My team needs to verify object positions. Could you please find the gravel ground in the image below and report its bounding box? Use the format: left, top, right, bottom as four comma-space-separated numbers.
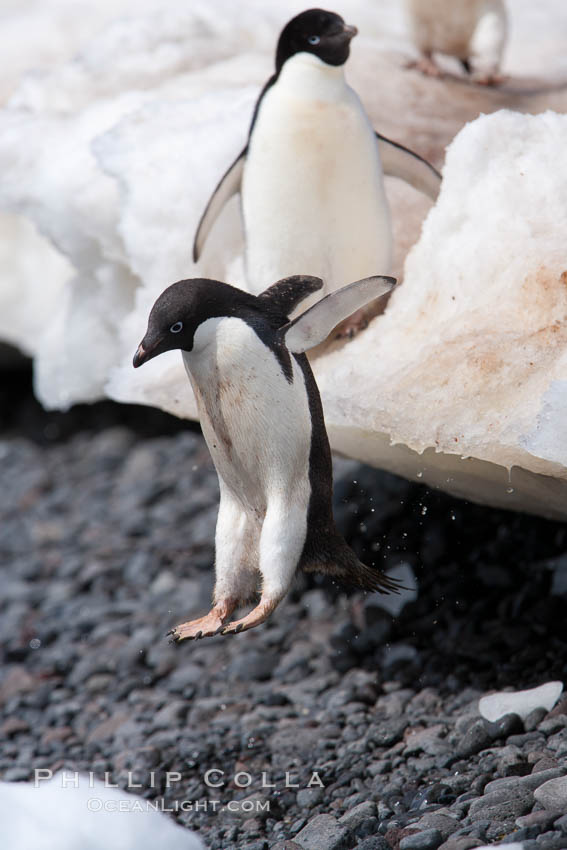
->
1, 367, 567, 850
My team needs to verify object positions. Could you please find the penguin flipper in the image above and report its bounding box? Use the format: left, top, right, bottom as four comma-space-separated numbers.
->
258, 275, 323, 317
192, 146, 247, 262
283, 275, 395, 353
376, 132, 441, 202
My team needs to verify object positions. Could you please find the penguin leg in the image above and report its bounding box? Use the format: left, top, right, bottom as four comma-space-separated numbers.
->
169, 488, 259, 642
220, 496, 307, 635
333, 307, 369, 340
408, 51, 442, 78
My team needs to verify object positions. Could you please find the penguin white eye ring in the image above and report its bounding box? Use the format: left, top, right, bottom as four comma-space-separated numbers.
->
170, 321, 183, 333
133, 273, 402, 643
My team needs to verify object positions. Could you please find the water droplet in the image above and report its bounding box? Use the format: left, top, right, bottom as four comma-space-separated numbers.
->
506, 487, 514, 494
416, 471, 423, 479
421, 506, 428, 515
29, 638, 41, 650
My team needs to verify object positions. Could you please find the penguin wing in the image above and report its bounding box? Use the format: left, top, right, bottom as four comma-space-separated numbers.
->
258, 275, 324, 317
192, 146, 247, 262
283, 276, 396, 353
376, 132, 441, 202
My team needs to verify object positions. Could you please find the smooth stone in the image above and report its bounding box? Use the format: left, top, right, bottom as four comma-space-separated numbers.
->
411, 814, 459, 841
483, 767, 564, 795
476, 841, 524, 850
355, 838, 391, 850
338, 801, 376, 829
516, 810, 564, 830
437, 839, 483, 850
469, 789, 533, 815
479, 682, 563, 722
533, 776, 567, 811
294, 814, 349, 850
523, 707, 548, 732
468, 797, 532, 823
457, 720, 493, 757
399, 829, 443, 850
472, 846, 524, 850
296, 788, 324, 809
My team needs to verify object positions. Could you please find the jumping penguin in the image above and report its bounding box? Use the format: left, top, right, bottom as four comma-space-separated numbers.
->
193, 8, 441, 335
133, 274, 400, 640
406, 0, 507, 84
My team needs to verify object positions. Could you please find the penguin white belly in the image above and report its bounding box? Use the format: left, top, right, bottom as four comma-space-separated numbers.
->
242, 59, 391, 310
182, 317, 312, 517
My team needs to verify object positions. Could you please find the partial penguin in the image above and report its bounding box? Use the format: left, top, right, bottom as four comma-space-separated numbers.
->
406, 0, 508, 84
193, 8, 441, 336
134, 274, 400, 640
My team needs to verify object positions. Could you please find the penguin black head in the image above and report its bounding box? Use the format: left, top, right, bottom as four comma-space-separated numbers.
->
133, 278, 259, 367
275, 8, 357, 73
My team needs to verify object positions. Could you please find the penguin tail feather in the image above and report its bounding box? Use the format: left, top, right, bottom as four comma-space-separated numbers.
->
302, 535, 403, 595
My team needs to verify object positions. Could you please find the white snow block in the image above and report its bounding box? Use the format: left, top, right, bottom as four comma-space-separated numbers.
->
0, 771, 205, 850
316, 111, 567, 520
479, 681, 563, 723
2, 2, 567, 519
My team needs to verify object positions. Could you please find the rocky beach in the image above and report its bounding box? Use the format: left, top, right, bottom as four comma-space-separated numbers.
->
1, 366, 566, 849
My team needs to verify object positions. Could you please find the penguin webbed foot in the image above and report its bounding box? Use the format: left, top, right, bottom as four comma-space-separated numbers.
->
471, 71, 506, 87
167, 600, 236, 643
219, 597, 279, 636
407, 54, 443, 78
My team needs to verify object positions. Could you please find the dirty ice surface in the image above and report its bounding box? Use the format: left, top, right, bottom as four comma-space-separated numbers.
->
1, 0, 567, 517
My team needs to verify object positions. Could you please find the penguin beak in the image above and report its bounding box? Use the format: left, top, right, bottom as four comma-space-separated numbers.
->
343, 24, 358, 40
133, 339, 161, 368
133, 344, 148, 368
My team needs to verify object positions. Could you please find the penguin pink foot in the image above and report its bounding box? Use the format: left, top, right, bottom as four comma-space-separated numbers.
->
334, 307, 369, 339
472, 72, 506, 87
168, 599, 236, 642
220, 597, 279, 636
408, 54, 442, 77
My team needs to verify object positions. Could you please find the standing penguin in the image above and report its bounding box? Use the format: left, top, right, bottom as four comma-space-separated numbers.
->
133, 274, 399, 640
193, 8, 440, 336
406, 0, 507, 84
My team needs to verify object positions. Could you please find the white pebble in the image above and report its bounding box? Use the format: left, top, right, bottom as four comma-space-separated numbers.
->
479, 681, 563, 722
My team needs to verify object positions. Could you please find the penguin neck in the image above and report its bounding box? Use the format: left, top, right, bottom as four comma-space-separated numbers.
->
277, 53, 348, 102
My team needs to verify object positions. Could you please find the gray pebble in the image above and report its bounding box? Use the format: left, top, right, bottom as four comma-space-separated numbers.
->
534, 776, 567, 811
457, 721, 493, 757
339, 801, 376, 829
296, 788, 324, 809
399, 829, 443, 850
294, 814, 349, 850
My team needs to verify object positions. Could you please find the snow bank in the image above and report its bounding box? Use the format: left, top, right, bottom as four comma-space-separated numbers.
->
0, 770, 204, 850
316, 111, 567, 518
2, 0, 567, 517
